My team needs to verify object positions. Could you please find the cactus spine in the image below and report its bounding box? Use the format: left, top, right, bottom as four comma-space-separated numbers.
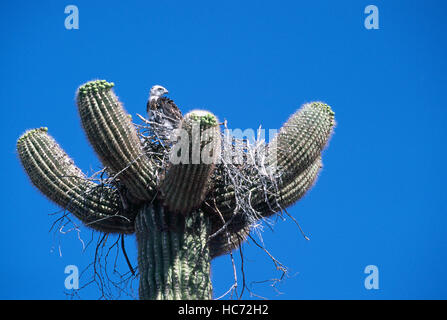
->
17, 80, 335, 299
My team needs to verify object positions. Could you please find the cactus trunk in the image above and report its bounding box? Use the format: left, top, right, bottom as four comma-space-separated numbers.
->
135, 203, 212, 300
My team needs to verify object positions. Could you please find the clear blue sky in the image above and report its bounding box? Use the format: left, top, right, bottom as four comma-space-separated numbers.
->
1, 0, 446, 299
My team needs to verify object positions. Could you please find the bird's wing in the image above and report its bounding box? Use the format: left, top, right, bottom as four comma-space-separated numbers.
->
158, 97, 183, 122
146, 99, 153, 114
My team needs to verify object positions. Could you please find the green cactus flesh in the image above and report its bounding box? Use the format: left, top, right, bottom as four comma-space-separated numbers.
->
16, 80, 335, 300
136, 204, 211, 299
160, 111, 221, 214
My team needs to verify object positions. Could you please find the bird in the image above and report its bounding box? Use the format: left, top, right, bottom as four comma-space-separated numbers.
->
146, 85, 183, 134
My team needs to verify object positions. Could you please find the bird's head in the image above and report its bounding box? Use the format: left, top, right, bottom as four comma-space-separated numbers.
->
150, 85, 169, 101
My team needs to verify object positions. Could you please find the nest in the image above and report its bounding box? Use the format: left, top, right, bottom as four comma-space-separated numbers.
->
136, 111, 284, 238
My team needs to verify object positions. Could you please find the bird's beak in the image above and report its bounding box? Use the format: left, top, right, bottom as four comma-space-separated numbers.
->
164, 90, 169, 95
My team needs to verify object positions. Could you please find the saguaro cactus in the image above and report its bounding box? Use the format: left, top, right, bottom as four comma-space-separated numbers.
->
17, 79, 335, 300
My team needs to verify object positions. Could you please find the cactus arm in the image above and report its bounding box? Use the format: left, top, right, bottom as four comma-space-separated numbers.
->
255, 102, 334, 214
203, 102, 335, 256
159, 111, 221, 214
77, 80, 157, 203
135, 204, 212, 300
17, 128, 135, 234
267, 102, 334, 185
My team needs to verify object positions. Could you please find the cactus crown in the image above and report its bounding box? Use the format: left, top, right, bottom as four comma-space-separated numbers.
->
78, 79, 115, 96
187, 111, 218, 127
18, 127, 48, 141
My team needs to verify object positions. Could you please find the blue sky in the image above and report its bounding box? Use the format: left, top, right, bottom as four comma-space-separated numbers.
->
1, 0, 446, 299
